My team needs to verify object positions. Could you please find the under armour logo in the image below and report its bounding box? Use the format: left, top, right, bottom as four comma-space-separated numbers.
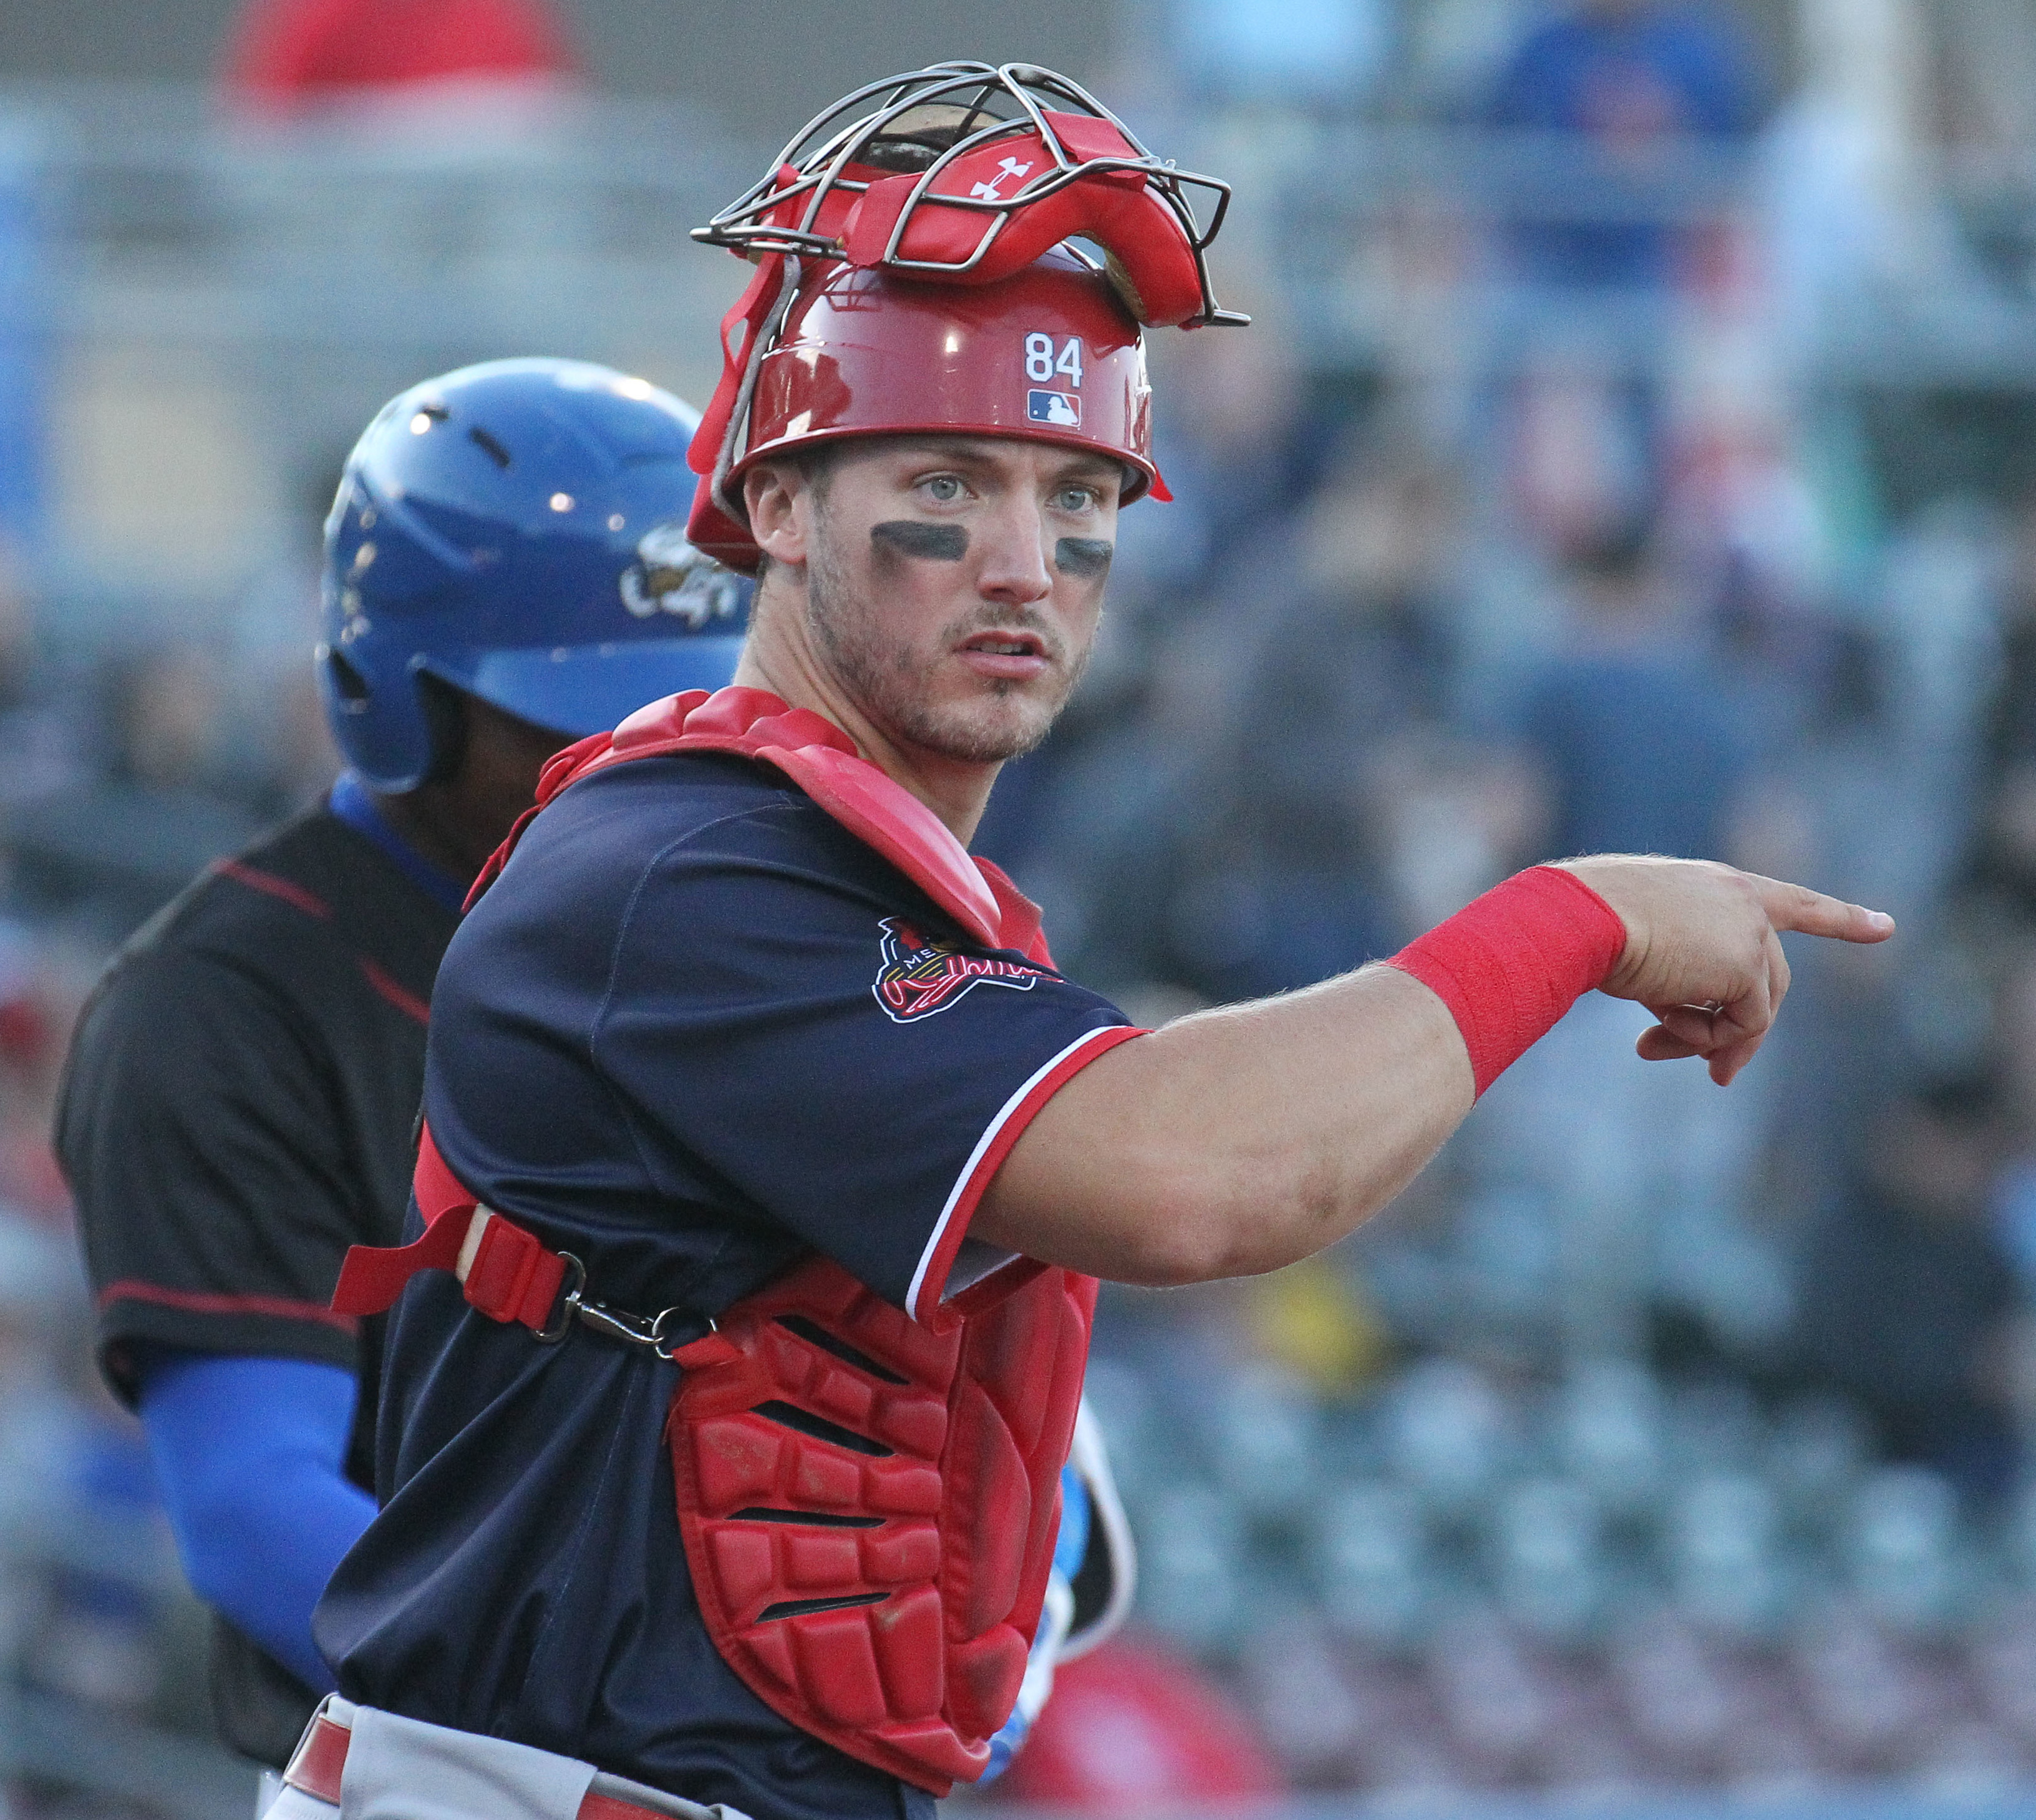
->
969, 158, 1034, 201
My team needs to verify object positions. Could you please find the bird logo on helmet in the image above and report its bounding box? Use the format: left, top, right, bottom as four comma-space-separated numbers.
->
682, 61, 1249, 573
619, 518, 747, 628
319, 357, 752, 794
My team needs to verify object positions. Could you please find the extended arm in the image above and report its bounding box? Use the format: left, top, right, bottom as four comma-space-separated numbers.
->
137, 1352, 376, 1692
982, 964, 1466, 1284
976, 857, 1892, 1285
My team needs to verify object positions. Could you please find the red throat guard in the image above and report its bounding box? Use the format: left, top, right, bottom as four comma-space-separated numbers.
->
682, 61, 1248, 573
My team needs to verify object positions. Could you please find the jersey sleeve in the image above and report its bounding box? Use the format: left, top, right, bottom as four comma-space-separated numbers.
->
594, 805, 1140, 1321
56, 949, 367, 1401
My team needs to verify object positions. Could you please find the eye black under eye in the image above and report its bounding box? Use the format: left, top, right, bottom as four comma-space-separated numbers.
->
873, 521, 968, 561
1055, 536, 1113, 579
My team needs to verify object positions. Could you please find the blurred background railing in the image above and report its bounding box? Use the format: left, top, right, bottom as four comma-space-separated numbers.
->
7, 1, 2036, 1814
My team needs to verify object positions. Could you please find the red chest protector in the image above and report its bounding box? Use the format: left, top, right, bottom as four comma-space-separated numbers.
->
333, 686, 1107, 1794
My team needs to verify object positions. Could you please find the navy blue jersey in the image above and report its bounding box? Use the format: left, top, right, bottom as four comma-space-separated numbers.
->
314, 750, 1132, 1820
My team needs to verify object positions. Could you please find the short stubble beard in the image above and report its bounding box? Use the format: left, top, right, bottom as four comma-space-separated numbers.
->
803, 514, 1094, 765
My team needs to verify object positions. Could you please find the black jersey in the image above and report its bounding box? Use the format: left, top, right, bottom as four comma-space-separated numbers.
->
54, 803, 459, 1766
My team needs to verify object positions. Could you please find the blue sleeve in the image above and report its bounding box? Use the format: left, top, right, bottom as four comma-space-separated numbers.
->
1052, 1461, 1091, 1580
136, 1351, 377, 1692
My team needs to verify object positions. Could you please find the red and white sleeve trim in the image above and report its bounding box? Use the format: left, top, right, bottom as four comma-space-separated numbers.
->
906, 1023, 1146, 1323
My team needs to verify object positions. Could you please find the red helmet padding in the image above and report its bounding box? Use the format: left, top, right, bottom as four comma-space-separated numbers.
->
767, 161, 864, 247
837, 115, 1206, 329
681, 160, 891, 498
686, 250, 1165, 573
689, 250, 791, 486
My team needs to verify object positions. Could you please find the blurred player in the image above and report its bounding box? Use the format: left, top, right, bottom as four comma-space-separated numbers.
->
281, 62, 1891, 1820
55, 358, 745, 1771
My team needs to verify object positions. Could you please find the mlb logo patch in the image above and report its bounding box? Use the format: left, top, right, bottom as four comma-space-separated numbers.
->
1027, 389, 1082, 428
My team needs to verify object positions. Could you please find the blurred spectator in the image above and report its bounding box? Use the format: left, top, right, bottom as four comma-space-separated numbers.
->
1487, 0, 1763, 291
1792, 1080, 2020, 1503
1117, 294, 1316, 611
1246, 1255, 1395, 1396
1505, 352, 1661, 568
1459, 521, 1788, 1360
0, 123, 49, 564
1511, 516, 1755, 863
1481, 1, 1767, 581
1, 458, 347, 943
1168, 0, 1392, 114
6, 648, 263, 939
989, 1634, 1283, 1809
1167, 452, 1458, 999
222, 458, 348, 818
223, 0, 577, 120
1970, 484, 2036, 930
1990, 954, 2036, 1300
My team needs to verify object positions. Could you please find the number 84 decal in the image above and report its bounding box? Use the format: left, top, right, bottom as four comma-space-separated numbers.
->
1024, 333, 1083, 388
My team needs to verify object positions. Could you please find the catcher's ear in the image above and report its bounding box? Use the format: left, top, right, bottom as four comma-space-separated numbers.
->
744, 465, 809, 569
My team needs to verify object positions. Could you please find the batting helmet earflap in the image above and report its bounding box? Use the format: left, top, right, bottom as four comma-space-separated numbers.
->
321, 357, 749, 793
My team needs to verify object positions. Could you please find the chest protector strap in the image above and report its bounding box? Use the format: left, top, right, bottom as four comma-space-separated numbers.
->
332, 686, 1105, 1794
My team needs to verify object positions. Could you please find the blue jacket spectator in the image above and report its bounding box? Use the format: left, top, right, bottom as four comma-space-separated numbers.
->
1488, 0, 1761, 288
1514, 527, 1755, 862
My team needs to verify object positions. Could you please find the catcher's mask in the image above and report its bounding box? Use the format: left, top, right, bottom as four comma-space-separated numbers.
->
693, 61, 1246, 331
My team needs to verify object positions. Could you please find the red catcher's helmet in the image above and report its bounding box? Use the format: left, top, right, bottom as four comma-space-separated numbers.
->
684, 61, 1247, 574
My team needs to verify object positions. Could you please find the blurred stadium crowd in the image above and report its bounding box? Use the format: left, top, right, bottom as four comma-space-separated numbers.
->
3, 0, 2036, 1811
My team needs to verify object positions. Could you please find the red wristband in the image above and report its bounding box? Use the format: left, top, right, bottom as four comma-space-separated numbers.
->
1384, 865, 1627, 1097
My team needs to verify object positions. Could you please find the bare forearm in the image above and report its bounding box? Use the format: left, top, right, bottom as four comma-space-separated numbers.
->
976, 856, 1896, 1289
976, 965, 1473, 1285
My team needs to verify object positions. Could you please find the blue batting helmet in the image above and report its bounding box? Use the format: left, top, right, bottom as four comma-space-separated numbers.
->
320, 357, 749, 793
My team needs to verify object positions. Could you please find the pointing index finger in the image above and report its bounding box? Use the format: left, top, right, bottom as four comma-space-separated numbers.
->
1747, 874, 1895, 944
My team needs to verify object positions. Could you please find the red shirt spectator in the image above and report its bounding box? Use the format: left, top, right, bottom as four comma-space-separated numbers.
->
223, 0, 573, 115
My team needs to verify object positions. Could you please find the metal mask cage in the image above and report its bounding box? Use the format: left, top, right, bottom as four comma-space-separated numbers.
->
691, 61, 1248, 329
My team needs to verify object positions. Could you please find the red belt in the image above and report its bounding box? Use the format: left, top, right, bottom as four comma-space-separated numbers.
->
284, 1715, 676, 1820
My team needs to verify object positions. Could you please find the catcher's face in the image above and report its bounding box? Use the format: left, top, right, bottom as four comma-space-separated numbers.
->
747, 435, 1122, 770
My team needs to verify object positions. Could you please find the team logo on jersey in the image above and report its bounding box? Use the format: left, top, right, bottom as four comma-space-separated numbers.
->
619, 519, 744, 627
1027, 390, 1081, 427
873, 917, 1045, 1022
